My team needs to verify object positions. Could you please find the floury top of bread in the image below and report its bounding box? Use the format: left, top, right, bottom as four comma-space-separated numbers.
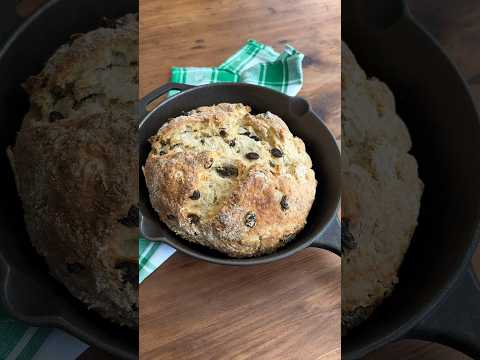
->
21, 13, 138, 129
9, 14, 138, 328
341, 42, 423, 333
144, 103, 317, 258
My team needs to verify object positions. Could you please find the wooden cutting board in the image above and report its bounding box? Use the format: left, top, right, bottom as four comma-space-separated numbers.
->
139, 0, 341, 359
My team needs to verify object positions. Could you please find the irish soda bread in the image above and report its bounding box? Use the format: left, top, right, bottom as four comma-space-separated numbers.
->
144, 103, 317, 257
341, 42, 423, 333
8, 14, 138, 328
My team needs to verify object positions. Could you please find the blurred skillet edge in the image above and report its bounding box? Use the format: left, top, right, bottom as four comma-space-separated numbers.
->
0, 0, 138, 359
343, 0, 480, 359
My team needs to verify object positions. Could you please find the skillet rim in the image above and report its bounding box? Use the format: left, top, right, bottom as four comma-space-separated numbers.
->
139, 82, 342, 265
342, 3, 480, 359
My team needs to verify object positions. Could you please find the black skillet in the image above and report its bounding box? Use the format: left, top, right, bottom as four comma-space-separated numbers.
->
0, 1, 138, 359
343, 0, 480, 358
139, 82, 342, 265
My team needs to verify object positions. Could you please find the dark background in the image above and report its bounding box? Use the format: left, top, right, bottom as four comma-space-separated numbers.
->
364, 0, 480, 358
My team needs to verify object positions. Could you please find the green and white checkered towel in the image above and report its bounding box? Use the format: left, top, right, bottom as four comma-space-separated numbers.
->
0, 308, 87, 359
171, 39, 304, 95
0, 309, 50, 359
139, 39, 305, 283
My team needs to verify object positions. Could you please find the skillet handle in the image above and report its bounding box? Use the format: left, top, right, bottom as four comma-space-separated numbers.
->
139, 213, 169, 243
0, 253, 66, 323
407, 265, 480, 358
138, 82, 195, 120
309, 216, 341, 256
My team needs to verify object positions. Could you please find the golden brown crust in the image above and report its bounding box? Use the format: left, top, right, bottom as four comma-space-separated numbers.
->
144, 103, 317, 257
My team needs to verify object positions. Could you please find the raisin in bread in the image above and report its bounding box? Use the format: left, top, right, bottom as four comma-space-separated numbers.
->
341, 42, 423, 333
8, 14, 138, 328
143, 103, 317, 258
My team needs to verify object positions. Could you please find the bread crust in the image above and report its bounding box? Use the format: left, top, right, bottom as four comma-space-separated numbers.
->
22, 14, 137, 128
11, 14, 138, 328
341, 42, 423, 333
144, 103, 317, 257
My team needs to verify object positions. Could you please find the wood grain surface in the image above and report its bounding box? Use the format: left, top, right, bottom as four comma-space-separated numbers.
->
140, 250, 340, 360
139, 0, 341, 359
139, 0, 341, 141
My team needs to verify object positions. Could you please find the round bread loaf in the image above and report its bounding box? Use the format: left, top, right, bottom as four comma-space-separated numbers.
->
341, 42, 423, 333
8, 14, 138, 328
144, 103, 317, 258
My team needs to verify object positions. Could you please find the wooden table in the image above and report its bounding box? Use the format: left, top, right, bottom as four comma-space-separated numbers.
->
139, 0, 341, 359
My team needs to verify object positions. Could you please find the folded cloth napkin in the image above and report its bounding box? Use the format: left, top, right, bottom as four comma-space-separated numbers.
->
139, 39, 305, 283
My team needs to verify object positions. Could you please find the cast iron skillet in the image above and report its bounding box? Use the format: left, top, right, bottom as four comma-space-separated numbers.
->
139, 82, 341, 265
343, 0, 480, 359
0, 1, 137, 359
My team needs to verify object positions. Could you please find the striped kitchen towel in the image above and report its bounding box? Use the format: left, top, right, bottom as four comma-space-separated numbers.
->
139, 39, 304, 283
0, 309, 87, 360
